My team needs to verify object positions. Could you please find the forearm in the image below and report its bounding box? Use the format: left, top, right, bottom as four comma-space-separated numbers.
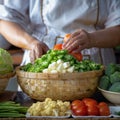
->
0, 20, 37, 50
90, 26, 120, 48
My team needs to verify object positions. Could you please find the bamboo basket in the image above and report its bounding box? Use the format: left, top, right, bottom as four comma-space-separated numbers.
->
16, 66, 104, 101
0, 72, 15, 94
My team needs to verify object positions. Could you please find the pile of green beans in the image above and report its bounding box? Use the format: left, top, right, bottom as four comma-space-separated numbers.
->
0, 101, 28, 118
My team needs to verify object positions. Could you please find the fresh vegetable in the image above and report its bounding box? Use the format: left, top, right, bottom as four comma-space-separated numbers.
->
87, 105, 99, 116
71, 100, 87, 116
0, 101, 28, 118
71, 98, 110, 116
105, 63, 117, 76
108, 82, 120, 92
99, 76, 111, 90
99, 63, 120, 92
110, 71, 120, 84
43, 59, 75, 73
54, 33, 83, 61
70, 52, 83, 61
27, 98, 71, 116
98, 102, 110, 116
53, 43, 63, 50
82, 98, 99, 116
0, 48, 13, 75
21, 50, 102, 73
82, 98, 98, 107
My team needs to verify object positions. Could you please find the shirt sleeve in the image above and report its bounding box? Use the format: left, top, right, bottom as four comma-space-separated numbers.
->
0, 0, 29, 30
105, 0, 120, 28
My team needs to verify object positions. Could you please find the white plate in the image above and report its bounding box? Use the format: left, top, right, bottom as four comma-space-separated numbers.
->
72, 114, 111, 118
26, 112, 71, 118
110, 106, 120, 117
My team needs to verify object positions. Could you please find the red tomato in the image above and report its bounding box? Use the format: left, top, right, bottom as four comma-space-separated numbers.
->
82, 98, 98, 107
70, 52, 83, 61
71, 100, 86, 110
98, 102, 110, 116
87, 105, 99, 116
71, 100, 88, 116
53, 44, 63, 50
73, 106, 88, 116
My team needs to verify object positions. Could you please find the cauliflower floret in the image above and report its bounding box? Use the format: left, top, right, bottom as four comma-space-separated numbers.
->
56, 59, 63, 64
63, 62, 70, 69
27, 98, 71, 116
56, 64, 64, 72
48, 62, 58, 70
67, 66, 75, 73
42, 69, 49, 73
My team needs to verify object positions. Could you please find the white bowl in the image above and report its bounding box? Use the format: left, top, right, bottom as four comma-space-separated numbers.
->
98, 87, 120, 105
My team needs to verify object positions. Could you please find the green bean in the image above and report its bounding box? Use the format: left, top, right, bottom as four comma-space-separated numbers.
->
0, 113, 25, 118
0, 101, 28, 118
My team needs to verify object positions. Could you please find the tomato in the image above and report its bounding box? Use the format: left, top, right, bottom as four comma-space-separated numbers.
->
63, 33, 71, 42
70, 52, 83, 61
53, 44, 63, 50
71, 100, 86, 110
71, 100, 88, 116
87, 105, 99, 116
98, 102, 110, 116
82, 98, 98, 107
73, 106, 88, 116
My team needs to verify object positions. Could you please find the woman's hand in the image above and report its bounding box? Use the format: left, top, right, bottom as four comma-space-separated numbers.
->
62, 29, 92, 53
30, 40, 49, 63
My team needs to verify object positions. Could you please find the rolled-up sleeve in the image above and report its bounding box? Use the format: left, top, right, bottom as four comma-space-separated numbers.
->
0, 0, 29, 30
105, 0, 120, 28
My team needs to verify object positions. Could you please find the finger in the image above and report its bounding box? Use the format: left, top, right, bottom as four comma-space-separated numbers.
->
42, 44, 49, 54
64, 34, 84, 51
72, 45, 85, 53
67, 40, 80, 52
35, 46, 43, 59
30, 50, 35, 63
71, 29, 82, 37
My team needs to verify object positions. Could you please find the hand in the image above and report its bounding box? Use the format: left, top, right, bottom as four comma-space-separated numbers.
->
62, 29, 92, 53
30, 39, 49, 63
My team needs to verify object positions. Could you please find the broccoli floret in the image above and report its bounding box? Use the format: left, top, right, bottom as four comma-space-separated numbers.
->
20, 63, 32, 71
110, 71, 120, 84
116, 64, 120, 72
99, 75, 111, 90
105, 63, 117, 76
109, 82, 120, 92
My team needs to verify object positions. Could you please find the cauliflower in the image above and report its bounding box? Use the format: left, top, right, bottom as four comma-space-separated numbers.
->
27, 98, 71, 116
0, 48, 13, 75
42, 60, 75, 73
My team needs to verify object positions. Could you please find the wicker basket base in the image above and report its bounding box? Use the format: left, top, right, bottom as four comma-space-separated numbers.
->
16, 67, 103, 101
0, 72, 15, 94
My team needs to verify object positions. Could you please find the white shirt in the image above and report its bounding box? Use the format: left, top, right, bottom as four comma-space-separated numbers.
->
0, 0, 120, 65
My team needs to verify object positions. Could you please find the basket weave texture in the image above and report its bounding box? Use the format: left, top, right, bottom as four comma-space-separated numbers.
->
0, 72, 15, 94
16, 67, 103, 101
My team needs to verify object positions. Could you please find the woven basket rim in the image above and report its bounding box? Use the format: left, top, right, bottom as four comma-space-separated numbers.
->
0, 71, 15, 79
16, 66, 104, 80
